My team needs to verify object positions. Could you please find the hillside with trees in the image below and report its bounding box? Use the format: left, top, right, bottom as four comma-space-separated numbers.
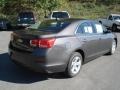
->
0, 0, 120, 23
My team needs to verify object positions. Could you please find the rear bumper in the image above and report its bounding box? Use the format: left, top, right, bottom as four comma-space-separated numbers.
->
9, 42, 68, 73
9, 49, 66, 73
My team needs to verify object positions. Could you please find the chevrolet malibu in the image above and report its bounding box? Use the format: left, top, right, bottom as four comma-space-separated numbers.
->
9, 19, 117, 77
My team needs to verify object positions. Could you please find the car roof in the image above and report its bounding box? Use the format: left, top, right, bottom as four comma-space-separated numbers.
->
111, 14, 120, 16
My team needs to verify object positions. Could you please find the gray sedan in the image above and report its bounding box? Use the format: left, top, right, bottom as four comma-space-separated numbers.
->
9, 18, 117, 77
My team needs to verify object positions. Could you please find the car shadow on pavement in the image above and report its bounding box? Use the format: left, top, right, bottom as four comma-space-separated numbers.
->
0, 53, 49, 84
0, 53, 66, 84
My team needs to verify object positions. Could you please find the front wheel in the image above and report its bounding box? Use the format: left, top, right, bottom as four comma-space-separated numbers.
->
65, 52, 83, 78
108, 40, 116, 55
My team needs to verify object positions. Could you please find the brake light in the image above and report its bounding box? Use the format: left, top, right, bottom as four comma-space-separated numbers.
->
30, 38, 56, 48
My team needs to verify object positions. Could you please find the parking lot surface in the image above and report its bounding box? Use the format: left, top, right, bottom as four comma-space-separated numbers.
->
0, 31, 120, 90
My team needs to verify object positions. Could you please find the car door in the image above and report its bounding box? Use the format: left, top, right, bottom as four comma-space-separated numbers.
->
76, 21, 102, 62
107, 15, 113, 27
93, 22, 112, 53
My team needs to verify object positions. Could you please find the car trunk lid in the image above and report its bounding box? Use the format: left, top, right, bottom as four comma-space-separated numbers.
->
11, 29, 57, 52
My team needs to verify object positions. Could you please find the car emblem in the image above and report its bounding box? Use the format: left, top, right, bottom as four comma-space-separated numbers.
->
17, 39, 23, 43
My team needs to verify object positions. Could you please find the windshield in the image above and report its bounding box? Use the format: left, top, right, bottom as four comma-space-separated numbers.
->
52, 12, 69, 18
113, 16, 120, 20
38, 20, 71, 33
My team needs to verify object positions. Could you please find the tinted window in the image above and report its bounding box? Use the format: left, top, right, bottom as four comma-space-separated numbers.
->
77, 22, 94, 34
19, 12, 34, 18
38, 20, 71, 33
52, 12, 69, 18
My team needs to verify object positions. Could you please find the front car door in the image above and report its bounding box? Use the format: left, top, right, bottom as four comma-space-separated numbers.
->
76, 21, 103, 62
92, 21, 113, 54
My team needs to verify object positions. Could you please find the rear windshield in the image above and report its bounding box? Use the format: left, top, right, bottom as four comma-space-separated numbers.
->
38, 20, 71, 32
19, 12, 34, 18
52, 12, 69, 18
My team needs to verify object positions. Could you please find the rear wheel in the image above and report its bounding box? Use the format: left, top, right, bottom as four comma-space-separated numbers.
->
65, 52, 83, 78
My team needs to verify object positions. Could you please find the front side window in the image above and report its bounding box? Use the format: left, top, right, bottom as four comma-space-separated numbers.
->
93, 23, 104, 34
95, 24, 103, 33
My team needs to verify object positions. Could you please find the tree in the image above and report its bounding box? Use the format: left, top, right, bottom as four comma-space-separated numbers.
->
0, 0, 7, 7
1, 0, 35, 14
36, 0, 60, 16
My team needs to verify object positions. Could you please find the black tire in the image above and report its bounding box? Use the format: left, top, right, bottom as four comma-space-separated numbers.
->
112, 24, 117, 32
108, 40, 116, 55
65, 52, 83, 78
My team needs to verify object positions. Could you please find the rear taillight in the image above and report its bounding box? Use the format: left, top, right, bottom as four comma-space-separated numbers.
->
30, 38, 56, 48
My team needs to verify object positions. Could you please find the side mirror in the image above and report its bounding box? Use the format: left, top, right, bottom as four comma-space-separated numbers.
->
103, 30, 111, 34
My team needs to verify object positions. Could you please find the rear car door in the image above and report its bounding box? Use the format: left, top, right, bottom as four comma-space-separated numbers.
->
76, 21, 102, 62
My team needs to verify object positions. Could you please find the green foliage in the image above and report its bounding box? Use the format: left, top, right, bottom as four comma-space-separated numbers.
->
0, 0, 120, 23
35, 0, 60, 16
68, 1, 119, 19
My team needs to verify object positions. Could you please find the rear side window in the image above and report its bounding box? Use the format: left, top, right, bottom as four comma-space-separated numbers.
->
76, 22, 95, 34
